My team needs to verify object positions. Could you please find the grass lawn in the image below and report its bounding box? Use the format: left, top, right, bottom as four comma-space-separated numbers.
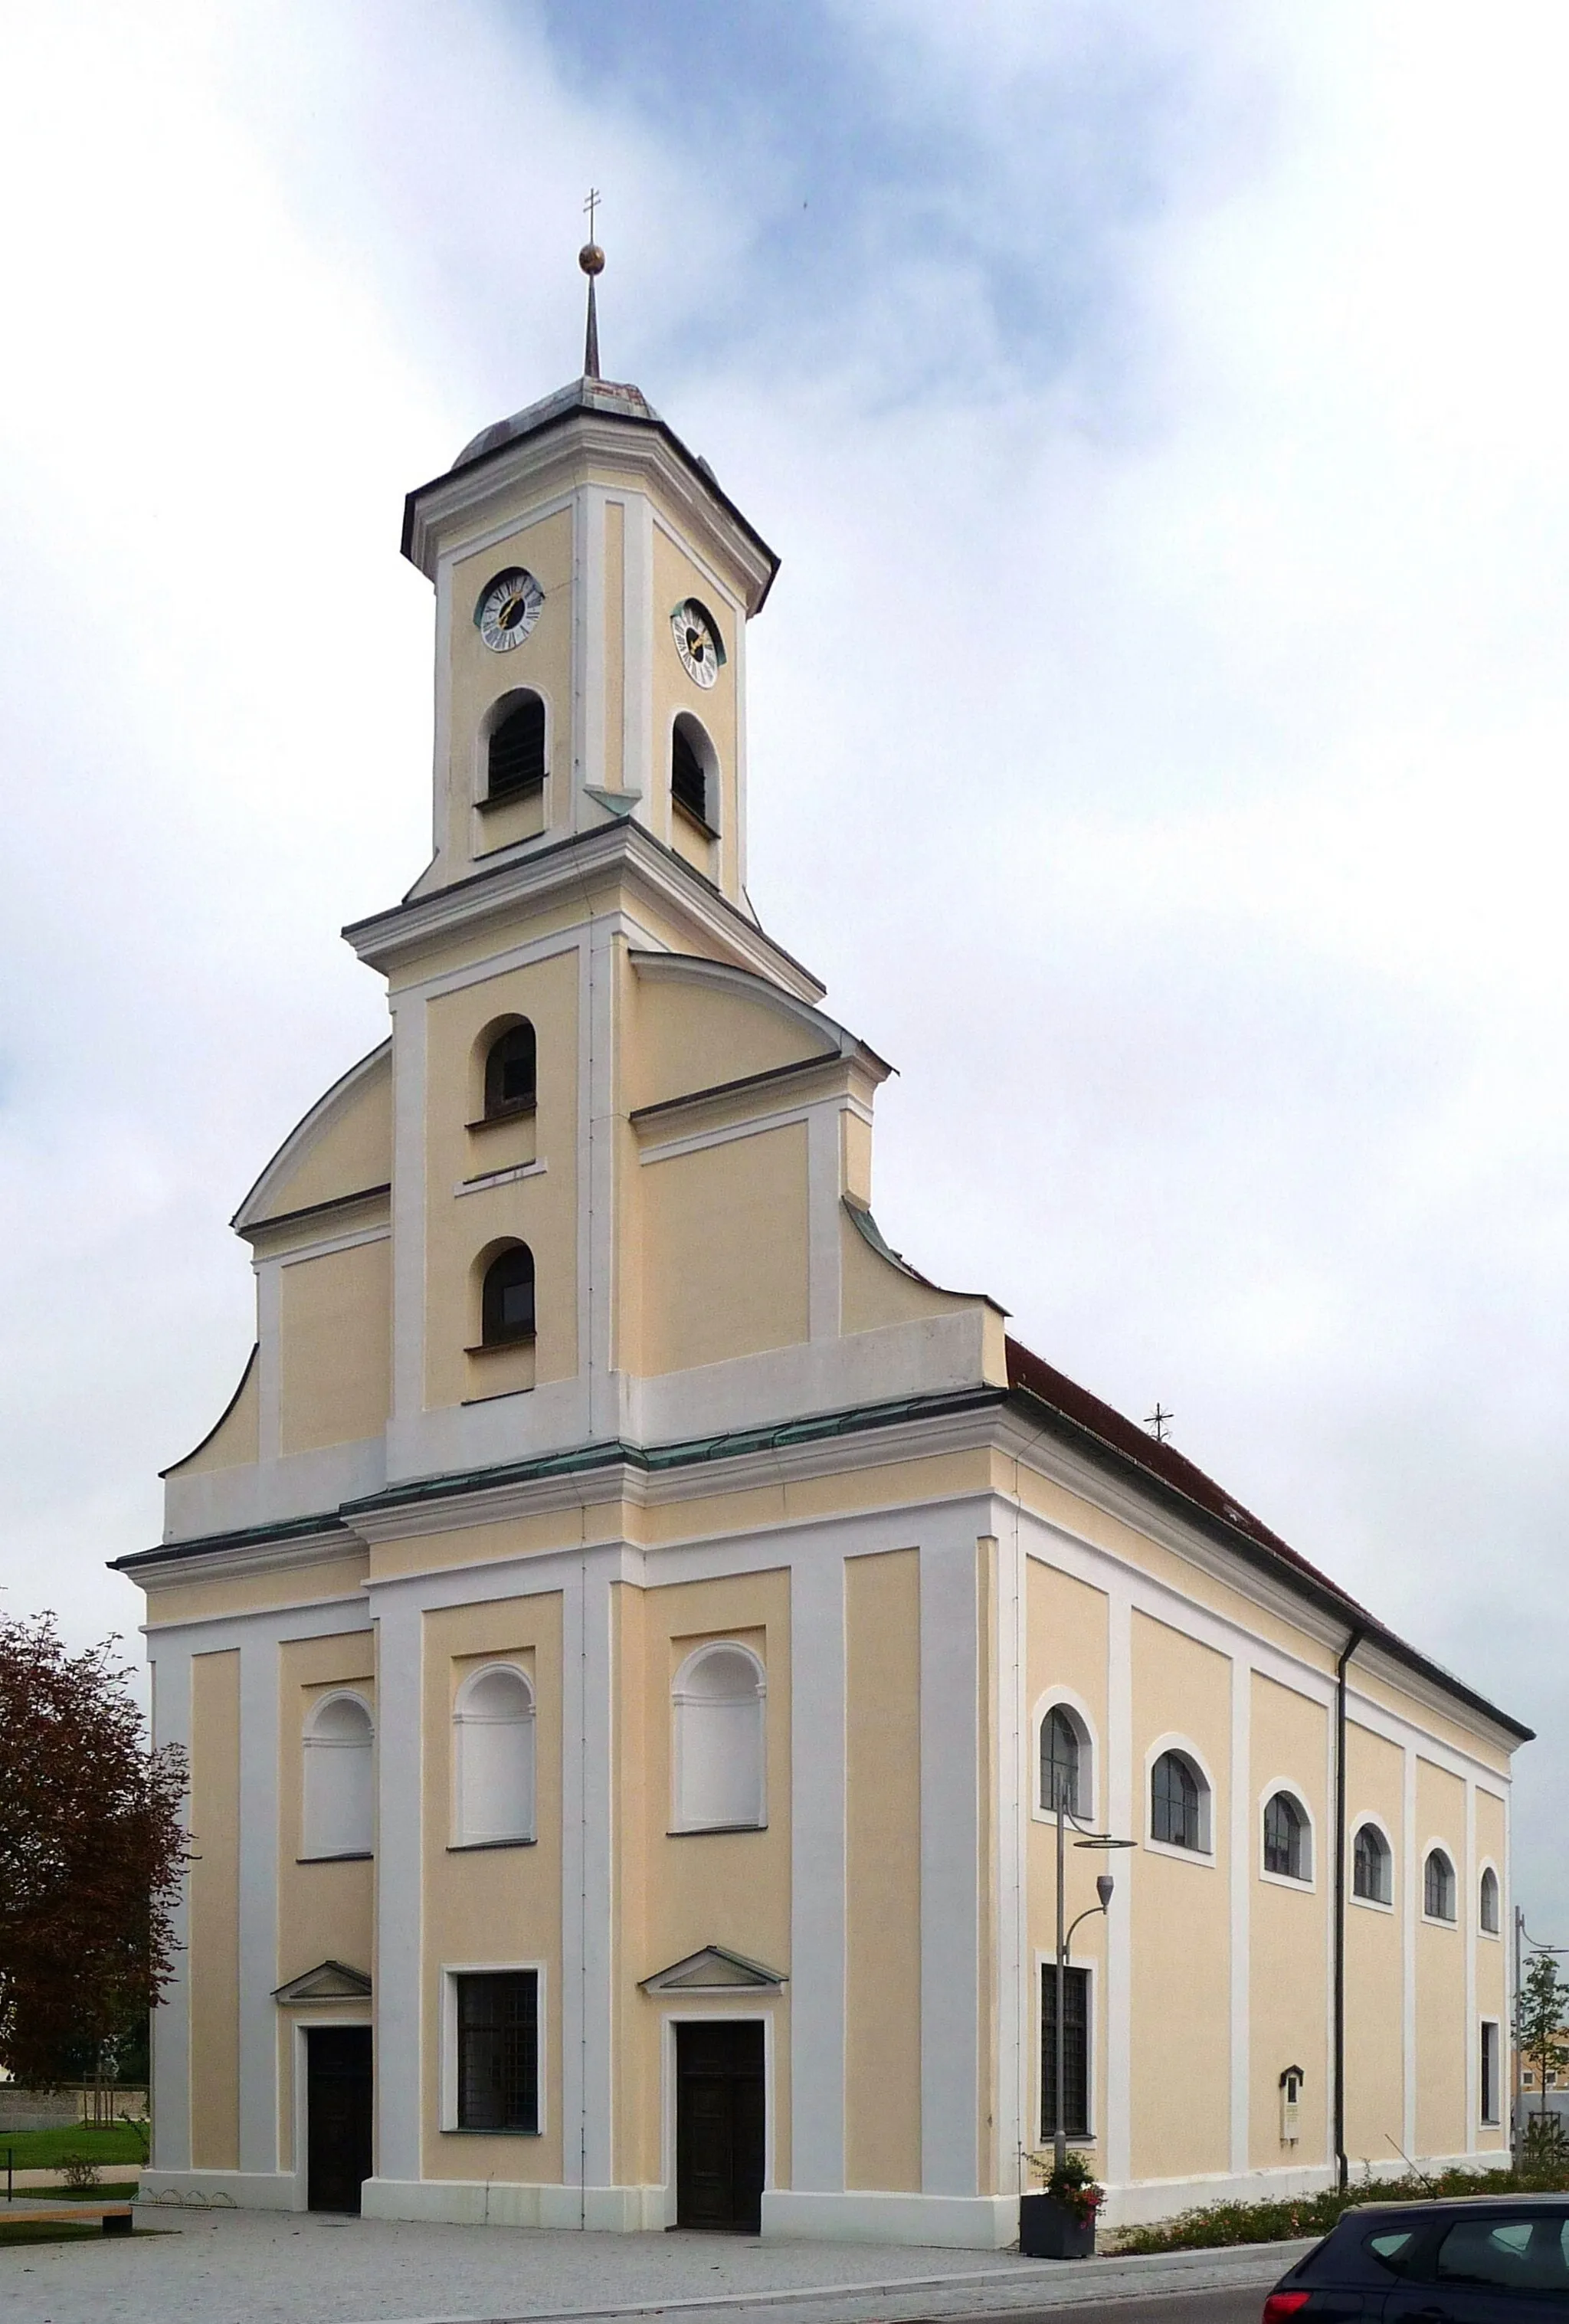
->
0, 2123, 147, 2169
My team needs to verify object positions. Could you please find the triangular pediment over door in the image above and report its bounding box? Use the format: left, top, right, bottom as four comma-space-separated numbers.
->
271, 1959, 372, 2004
639, 1945, 786, 1994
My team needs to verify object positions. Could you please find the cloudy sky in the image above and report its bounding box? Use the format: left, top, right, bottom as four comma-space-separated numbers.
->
3, 2, 1567, 1931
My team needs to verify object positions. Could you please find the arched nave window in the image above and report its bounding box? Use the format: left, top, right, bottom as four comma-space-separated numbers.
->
1424, 1847, 1457, 1923
1480, 1864, 1501, 1935
482, 1021, 536, 1119
1150, 1749, 1210, 1854
672, 1643, 765, 1831
1352, 1821, 1393, 1904
1262, 1789, 1311, 1882
454, 1665, 536, 1847
302, 1693, 373, 1859
1038, 1703, 1090, 1818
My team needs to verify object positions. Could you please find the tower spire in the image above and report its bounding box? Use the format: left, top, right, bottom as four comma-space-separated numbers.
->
580, 189, 604, 382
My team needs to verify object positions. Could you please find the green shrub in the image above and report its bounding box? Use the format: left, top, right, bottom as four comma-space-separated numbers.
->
57, 2151, 100, 2192
1112, 2162, 1569, 2255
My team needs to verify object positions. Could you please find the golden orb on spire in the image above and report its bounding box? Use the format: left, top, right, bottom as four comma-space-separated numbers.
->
579, 241, 605, 277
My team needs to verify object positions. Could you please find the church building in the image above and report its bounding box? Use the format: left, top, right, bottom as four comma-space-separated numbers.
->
118, 260, 1531, 2244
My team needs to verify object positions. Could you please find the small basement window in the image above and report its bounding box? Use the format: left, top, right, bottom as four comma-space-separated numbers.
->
486, 695, 545, 801
481, 1245, 536, 1346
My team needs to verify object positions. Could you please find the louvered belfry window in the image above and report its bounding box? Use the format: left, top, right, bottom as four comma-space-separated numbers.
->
671, 723, 708, 824
488, 697, 545, 799
456, 1971, 538, 2133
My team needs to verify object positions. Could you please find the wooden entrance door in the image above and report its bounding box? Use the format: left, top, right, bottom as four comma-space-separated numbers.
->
306, 2025, 373, 2213
676, 2020, 765, 2231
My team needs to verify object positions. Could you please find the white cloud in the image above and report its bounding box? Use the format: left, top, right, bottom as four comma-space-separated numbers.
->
2, 1, 1566, 1922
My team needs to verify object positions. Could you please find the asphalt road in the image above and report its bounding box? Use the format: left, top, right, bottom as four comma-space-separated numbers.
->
942, 2293, 1266, 2324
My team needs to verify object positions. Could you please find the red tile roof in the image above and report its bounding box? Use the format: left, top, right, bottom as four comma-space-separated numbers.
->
1004, 1335, 1531, 1742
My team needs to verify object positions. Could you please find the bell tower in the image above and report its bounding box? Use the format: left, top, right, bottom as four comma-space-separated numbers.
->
400, 239, 778, 910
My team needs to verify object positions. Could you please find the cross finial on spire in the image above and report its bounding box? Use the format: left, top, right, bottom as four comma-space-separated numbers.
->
579, 188, 605, 381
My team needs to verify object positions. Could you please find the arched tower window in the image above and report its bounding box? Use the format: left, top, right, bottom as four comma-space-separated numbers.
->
1353, 1821, 1392, 1903
486, 693, 545, 800
483, 1021, 536, 1118
1038, 1704, 1089, 1818
1263, 1790, 1310, 1881
303, 1693, 374, 1859
454, 1665, 536, 1847
670, 713, 717, 832
481, 1244, 536, 1346
1151, 1749, 1209, 1852
672, 1643, 765, 1831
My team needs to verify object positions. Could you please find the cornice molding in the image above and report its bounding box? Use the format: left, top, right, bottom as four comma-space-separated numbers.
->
403, 408, 777, 612
122, 1522, 366, 1594
342, 820, 824, 1001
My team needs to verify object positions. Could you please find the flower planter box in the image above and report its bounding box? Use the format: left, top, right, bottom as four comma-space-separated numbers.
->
1019, 2191, 1096, 2259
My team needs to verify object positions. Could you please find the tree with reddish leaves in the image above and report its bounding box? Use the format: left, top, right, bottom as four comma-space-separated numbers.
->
0, 1611, 187, 2088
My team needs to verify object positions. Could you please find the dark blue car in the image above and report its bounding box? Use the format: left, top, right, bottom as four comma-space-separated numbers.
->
1263, 2197, 1569, 2319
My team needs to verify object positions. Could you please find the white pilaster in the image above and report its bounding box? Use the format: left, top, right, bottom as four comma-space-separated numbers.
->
993, 1526, 1026, 2194
1229, 1653, 1251, 2175
920, 1538, 979, 2196
1465, 1778, 1477, 2141
1105, 1588, 1134, 2189
256, 1259, 282, 1463
149, 1644, 194, 2172
561, 1551, 617, 2208
1403, 1745, 1418, 2156
387, 990, 427, 1470
374, 1601, 424, 2182
237, 1636, 280, 2173
806, 1106, 842, 1344
584, 922, 619, 1442
789, 1550, 847, 2191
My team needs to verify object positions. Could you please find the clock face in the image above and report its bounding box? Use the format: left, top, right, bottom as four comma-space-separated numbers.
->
477, 569, 545, 652
671, 598, 722, 689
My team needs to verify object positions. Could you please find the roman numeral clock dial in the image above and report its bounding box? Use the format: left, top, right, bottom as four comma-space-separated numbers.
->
671, 598, 723, 688
477, 568, 545, 651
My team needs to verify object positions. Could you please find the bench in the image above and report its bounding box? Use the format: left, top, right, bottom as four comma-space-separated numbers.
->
2, 2200, 134, 2235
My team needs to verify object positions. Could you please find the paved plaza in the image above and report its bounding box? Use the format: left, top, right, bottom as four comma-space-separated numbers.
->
0, 2208, 1309, 2324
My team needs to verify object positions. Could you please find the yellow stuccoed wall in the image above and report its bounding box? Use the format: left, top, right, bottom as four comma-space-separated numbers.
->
843, 1549, 922, 2193
1024, 1558, 1111, 2163
1343, 1720, 1405, 2166
421, 1592, 565, 2186
275, 1632, 376, 2172
1476, 1785, 1508, 2149
1416, 1756, 1468, 2160
168, 1346, 260, 1476
619, 1568, 793, 2192
279, 1241, 391, 1454
189, 1650, 241, 2172
1248, 1673, 1329, 2170
448, 508, 574, 872
423, 947, 580, 1411
1129, 1610, 1232, 2182
651, 527, 739, 865
257, 1055, 392, 1221
638, 1123, 810, 1375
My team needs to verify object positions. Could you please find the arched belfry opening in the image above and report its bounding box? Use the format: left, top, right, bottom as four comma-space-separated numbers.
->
671, 713, 717, 833
486, 693, 545, 801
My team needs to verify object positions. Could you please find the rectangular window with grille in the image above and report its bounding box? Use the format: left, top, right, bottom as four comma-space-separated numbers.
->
1040, 1964, 1090, 2139
1481, 2021, 1500, 2126
455, 1970, 539, 2133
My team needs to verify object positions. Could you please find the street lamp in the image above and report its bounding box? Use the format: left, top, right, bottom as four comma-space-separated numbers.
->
1050, 1770, 1135, 2175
